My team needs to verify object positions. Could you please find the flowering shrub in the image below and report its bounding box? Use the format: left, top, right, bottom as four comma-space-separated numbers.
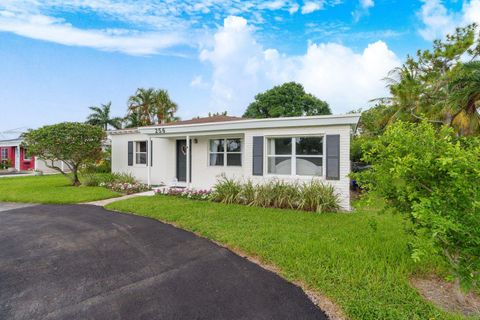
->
156, 188, 212, 201
100, 182, 150, 195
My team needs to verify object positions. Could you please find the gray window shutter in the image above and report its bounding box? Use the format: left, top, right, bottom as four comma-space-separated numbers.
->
128, 141, 133, 166
150, 140, 153, 166
252, 136, 264, 176
326, 135, 340, 180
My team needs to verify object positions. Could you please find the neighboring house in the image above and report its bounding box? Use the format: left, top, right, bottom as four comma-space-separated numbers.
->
0, 138, 35, 171
0, 137, 66, 173
109, 114, 360, 210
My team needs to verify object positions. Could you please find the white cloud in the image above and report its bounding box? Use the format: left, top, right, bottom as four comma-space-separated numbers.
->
352, 0, 375, 22
301, 1, 324, 14
261, 0, 287, 10
289, 3, 300, 13
418, 0, 480, 41
462, 0, 480, 24
361, 0, 374, 9
200, 16, 401, 115
0, 12, 186, 55
190, 75, 209, 88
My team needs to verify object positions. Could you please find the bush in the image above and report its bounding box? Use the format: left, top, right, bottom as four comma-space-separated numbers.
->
0, 159, 12, 170
298, 180, 340, 213
99, 182, 150, 195
210, 175, 242, 204
211, 175, 340, 213
156, 188, 211, 201
83, 172, 141, 194
355, 120, 480, 290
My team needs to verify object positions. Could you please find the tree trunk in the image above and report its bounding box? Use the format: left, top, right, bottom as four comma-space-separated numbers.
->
71, 168, 81, 186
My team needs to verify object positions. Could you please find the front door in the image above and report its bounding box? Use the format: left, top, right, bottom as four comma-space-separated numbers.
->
176, 140, 191, 182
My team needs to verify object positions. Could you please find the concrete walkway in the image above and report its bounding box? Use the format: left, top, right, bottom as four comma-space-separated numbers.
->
85, 190, 155, 206
0, 202, 34, 212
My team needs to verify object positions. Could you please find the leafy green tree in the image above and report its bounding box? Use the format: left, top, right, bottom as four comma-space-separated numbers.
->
127, 88, 179, 125
86, 102, 122, 131
243, 82, 331, 118
448, 61, 480, 135
123, 110, 142, 128
355, 120, 480, 290
128, 88, 156, 126
380, 24, 480, 135
22, 122, 105, 186
154, 89, 179, 124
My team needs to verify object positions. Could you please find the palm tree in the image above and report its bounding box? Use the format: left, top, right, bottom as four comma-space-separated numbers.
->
448, 61, 480, 135
127, 88, 179, 125
127, 88, 156, 125
86, 102, 122, 131
154, 89, 178, 124
123, 110, 142, 128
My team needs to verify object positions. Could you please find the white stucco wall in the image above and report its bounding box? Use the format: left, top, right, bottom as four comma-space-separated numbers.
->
110, 124, 352, 210
35, 158, 70, 173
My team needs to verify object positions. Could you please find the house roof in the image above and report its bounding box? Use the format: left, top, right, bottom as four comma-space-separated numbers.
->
159, 115, 245, 126
0, 138, 23, 147
108, 114, 361, 137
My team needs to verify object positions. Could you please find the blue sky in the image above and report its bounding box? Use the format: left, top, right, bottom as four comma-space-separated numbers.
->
0, 0, 479, 134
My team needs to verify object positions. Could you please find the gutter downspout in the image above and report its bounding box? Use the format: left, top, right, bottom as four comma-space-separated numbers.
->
147, 136, 152, 187
186, 135, 190, 188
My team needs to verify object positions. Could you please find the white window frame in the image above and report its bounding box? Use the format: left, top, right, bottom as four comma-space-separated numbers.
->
1, 148, 7, 160
135, 141, 148, 166
266, 135, 325, 177
22, 148, 32, 161
209, 138, 242, 167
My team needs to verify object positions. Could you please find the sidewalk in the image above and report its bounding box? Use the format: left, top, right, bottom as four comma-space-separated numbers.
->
85, 190, 155, 206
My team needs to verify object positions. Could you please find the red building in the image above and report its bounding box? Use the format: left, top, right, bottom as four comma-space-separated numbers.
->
0, 138, 35, 171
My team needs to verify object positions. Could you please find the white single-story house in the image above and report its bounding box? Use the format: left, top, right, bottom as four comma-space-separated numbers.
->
109, 114, 360, 210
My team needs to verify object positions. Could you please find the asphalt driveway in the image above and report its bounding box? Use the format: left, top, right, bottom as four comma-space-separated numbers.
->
0, 204, 327, 320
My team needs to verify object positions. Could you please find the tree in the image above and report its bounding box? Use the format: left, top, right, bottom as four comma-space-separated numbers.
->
448, 61, 480, 135
154, 89, 179, 124
86, 102, 122, 131
123, 110, 142, 128
243, 82, 331, 118
379, 24, 480, 135
127, 88, 179, 126
355, 121, 480, 290
22, 123, 105, 186
127, 88, 156, 126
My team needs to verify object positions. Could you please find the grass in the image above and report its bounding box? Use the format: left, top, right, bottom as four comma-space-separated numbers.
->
106, 195, 469, 320
0, 174, 120, 204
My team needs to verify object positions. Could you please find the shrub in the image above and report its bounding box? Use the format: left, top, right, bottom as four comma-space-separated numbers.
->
211, 176, 340, 213
298, 181, 340, 213
355, 120, 480, 290
210, 175, 242, 204
239, 180, 256, 205
99, 182, 150, 194
83, 172, 143, 196
156, 188, 211, 201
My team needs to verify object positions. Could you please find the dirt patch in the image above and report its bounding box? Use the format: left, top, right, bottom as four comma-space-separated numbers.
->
411, 276, 480, 316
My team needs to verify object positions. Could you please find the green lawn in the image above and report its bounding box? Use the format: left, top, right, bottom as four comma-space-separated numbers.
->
0, 174, 120, 204
107, 196, 467, 320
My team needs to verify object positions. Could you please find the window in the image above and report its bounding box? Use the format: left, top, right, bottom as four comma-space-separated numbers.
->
209, 138, 242, 166
23, 148, 32, 161
267, 136, 323, 176
135, 141, 147, 165
1, 148, 7, 160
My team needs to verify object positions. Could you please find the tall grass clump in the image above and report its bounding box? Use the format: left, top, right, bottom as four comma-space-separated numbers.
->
210, 175, 242, 204
211, 175, 341, 213
297, 180, 340, 213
